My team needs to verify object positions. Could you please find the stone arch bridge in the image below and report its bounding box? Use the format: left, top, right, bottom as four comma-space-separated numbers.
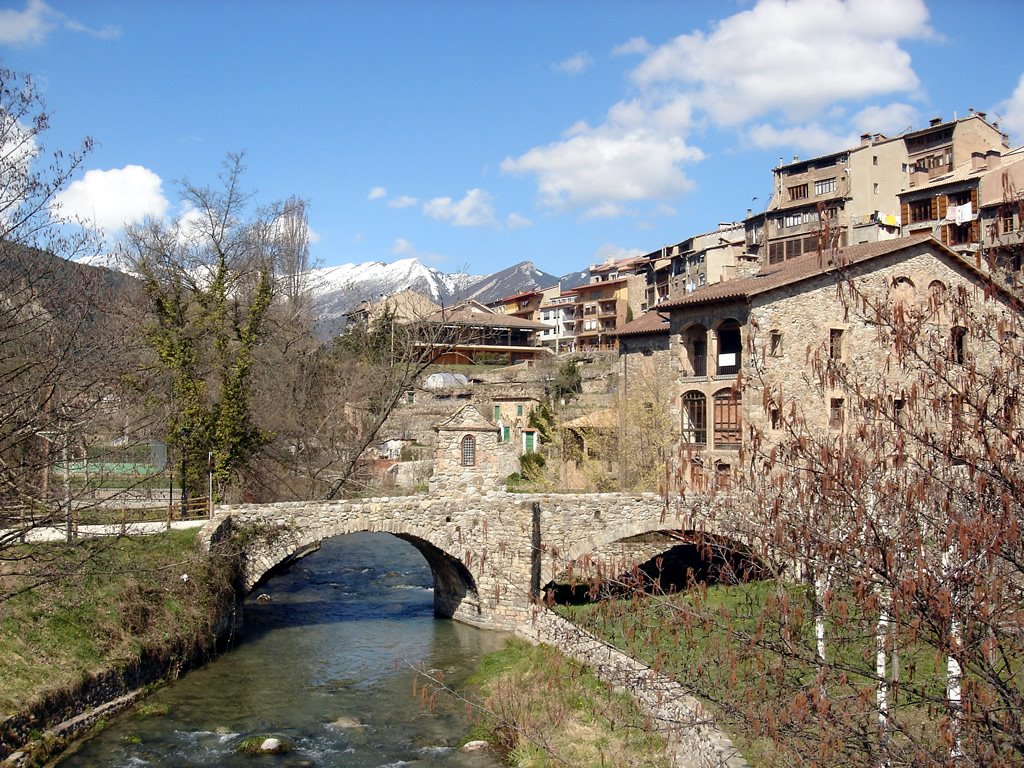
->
199, 491, 743, 630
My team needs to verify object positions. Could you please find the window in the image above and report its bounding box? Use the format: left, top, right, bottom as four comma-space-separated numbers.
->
892, 397, 905, 427
460, 435, 476, 466
769, 331, 783, 357
909, 199, 932, 223
405, 390, 415, 405
829, 328, 844, 361
829, 398, 845, 429
951, 325, 967, 364
788, 184, 809, 201
1003, 207, 1016, 234
873, 182, 880, 194
502, 425, 510, 442
814, 178, 836, 195
873, 155, 879, 166
768, 241, 784, 264
517, 404, 523, 416
493, 405, 501, 422
769, 404, 781, 430
713, 389, 742, 448
681, 391, 707, 445
928, 280, 948, 319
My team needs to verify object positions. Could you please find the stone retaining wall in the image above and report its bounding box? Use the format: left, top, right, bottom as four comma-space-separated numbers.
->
518, 609, 747, 768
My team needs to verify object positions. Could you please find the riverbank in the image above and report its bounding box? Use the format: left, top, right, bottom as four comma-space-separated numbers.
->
461, 636, 672, 767
0, 528, 240, 765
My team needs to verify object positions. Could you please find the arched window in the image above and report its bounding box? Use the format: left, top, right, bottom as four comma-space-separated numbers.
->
683, 324, 708, 377
890, 276, 916, 314
713, 388, 742, 448
681, 391, 707, 445
716, 320, 742, 375
460, 435, 476, 466
928, 280, 948, 322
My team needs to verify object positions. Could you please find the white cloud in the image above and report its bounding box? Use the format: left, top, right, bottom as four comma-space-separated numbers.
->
387, 194, 419, 208
612, 36, 650, 56
852, 103, 919, 136
553, 52, 593, 76
504, 0, 931, 218
367, 186, 387, 201
594, 244, 644, 262
52, 165, 168, 233
423, 188, 497, 227
746, 122, 858, 156
502, 127, 702, 216
506, 212, 532, 229
0, 0, 52, 45
996, 73, 1024, 143
631, 0, 930, 125
0, 0, 118, 45
389, 237, 447, 264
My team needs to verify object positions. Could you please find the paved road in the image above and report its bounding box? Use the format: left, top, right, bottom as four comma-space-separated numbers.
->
6, 519, 209, 542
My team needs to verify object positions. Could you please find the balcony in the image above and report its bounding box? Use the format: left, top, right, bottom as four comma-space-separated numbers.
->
683, 355, 707, 378
715, 352, 741, 376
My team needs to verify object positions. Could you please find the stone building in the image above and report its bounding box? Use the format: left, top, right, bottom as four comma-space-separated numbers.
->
651, 234, 1018, 486
612, 310, 672, 394
429, 403, 518, 495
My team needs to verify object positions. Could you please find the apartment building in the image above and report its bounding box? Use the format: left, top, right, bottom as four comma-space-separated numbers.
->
637, 223, 754, 309
569, 257, 647, 351
537, 288, 577, 352
746, 112, 1010, 270
899, 140, 1022, 263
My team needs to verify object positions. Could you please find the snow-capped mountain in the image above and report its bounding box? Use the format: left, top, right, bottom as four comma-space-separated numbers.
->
74, 250, 567, 338
307, 257, 480, 336
460, 261, 559, 305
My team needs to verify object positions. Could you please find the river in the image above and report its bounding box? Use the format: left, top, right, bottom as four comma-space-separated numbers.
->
58, 533, 508, 767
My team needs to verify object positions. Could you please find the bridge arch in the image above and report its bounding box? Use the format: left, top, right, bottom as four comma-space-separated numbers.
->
204, 504, 483, 625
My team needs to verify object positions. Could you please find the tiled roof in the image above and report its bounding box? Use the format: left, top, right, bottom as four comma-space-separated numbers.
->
659, 234, 938, 309
612, 310, 670, 336
425, 302, 550, 330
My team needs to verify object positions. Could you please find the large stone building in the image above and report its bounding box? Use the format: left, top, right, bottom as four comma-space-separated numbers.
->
619, 234, 1020, 485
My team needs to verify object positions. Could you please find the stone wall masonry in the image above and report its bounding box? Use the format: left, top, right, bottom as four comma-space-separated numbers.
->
199, 490, 733, 632
519, 608, 747, 768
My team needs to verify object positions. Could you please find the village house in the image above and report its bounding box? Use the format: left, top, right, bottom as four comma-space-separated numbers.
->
417, 300, 552, 365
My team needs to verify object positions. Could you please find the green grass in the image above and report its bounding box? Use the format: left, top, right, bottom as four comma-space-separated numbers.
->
463, 638, 671, 768
0, 529, 236, 716
558, 580, 954, 767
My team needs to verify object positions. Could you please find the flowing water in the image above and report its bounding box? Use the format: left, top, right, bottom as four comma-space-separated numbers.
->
59, 533, 508, 767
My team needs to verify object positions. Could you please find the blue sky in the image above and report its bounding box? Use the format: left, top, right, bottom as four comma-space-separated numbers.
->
4, 0, 1024, 277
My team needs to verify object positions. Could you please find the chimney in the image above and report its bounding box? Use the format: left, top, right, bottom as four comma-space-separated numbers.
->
971, 151, 986, 171
860, 132, 872, 146
977, 111, 986, 120
986, 149, 1002, 171
930, 116, 943, 127
792, 155, 799, 163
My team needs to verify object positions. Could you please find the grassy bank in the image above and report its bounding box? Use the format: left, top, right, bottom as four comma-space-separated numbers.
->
0, 528, 237, 717
462, 637, 671, 768
559, 581, 953, 767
